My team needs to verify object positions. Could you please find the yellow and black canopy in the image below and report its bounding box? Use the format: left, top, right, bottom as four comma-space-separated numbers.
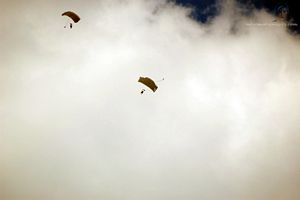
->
62, 11, 81, 23
138, 77, 158, 92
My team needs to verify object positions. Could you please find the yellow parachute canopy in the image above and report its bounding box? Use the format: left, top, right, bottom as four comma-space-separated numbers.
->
62, 11, 81, 23
138, 77, 158, 92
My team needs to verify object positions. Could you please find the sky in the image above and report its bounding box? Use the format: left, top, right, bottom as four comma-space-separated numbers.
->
1, 0, 300, 200
174, 0, 300, 33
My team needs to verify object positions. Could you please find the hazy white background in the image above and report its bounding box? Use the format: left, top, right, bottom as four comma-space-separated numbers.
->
1, 0, 300, 199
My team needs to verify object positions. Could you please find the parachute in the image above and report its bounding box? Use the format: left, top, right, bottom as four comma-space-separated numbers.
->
62, 11, 81, 23
138, 77, 158, 93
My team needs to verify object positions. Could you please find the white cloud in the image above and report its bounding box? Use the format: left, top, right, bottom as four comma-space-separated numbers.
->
1, 0, 300, 200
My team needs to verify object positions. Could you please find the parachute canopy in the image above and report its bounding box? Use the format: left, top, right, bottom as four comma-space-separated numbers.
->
62, 11, 80, 23
138, 77, 158, 92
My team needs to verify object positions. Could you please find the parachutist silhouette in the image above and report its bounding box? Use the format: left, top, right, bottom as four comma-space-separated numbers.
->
138, 77, 158, 92
62, 11, 80, 29
141, 89, 145, 94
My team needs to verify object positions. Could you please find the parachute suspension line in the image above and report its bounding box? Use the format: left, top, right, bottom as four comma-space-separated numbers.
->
63, 22, 73, 29
64, 21, 69, 28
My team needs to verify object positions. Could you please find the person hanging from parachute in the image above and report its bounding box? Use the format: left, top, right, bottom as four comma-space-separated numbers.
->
138, 77, 164, 94
62, 11, 80, 29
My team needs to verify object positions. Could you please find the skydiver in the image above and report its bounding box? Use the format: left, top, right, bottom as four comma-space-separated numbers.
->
70, 23, 73, 29
141, 89, 145, 94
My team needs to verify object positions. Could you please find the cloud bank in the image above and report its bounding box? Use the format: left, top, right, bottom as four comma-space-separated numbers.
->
1, 0, 300, 200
